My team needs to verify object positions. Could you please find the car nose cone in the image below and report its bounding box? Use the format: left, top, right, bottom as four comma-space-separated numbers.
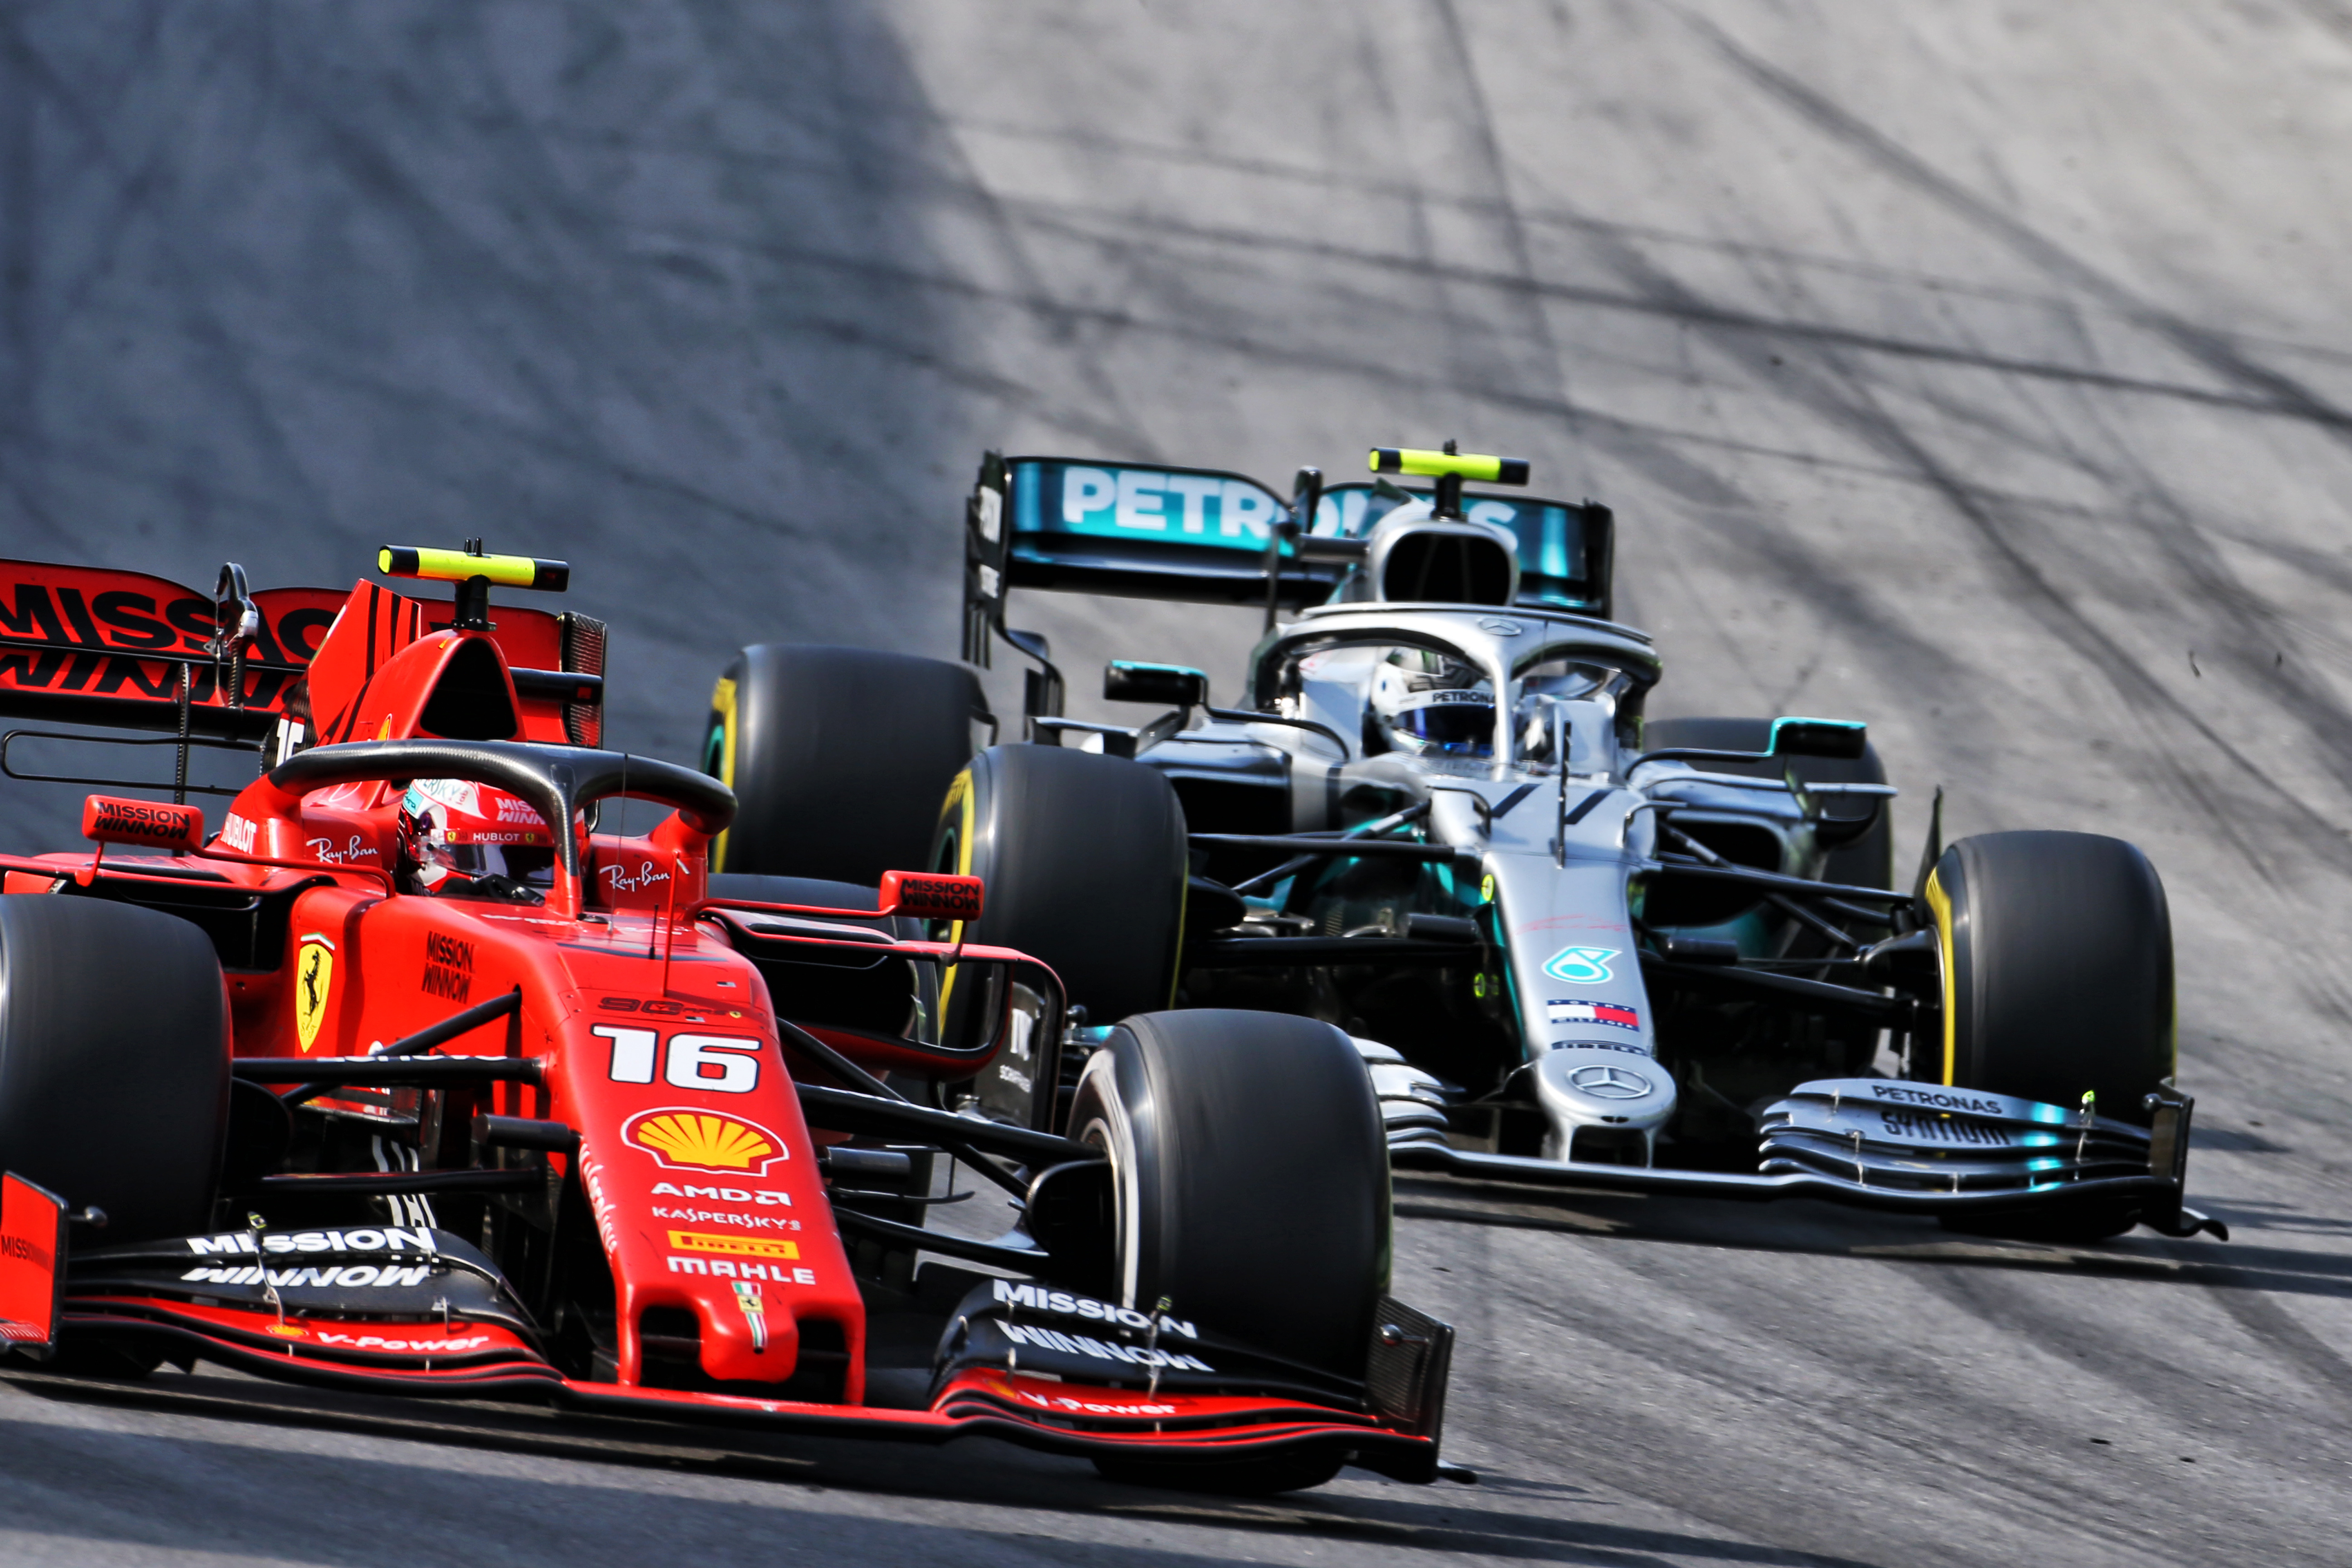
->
1533, 1045, 1676, 1130
1570, 1062, 1651, 1098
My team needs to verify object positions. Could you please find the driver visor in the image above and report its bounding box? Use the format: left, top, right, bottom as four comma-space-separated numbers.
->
446, 843, 559, 887
1395, 695, 1495, 753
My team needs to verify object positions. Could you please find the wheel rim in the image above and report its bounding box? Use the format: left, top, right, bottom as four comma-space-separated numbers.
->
1070, 1050, 1143, 1310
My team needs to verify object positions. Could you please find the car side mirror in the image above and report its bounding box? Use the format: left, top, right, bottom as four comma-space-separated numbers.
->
881, 870, 985, 921
1769, 717, 1868, 760
1104, 661, 1209, 709
83, 794, 205, 853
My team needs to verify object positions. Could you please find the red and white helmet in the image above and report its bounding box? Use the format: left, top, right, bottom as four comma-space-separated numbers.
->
399, 778, 558, 895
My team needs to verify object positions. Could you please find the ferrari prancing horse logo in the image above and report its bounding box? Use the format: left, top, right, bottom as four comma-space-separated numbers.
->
295, 935, 335, 1053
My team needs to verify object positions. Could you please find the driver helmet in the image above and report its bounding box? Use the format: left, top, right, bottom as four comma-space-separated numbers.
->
399, 778, 558, 896
1369, 649, 1495, 757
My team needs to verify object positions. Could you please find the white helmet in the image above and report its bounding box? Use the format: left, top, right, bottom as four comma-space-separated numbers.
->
1369, 650, 1495, 757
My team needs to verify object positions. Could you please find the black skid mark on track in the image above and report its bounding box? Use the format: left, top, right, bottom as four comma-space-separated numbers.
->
0, 8, 339, 545
1669, 6, 2352, 838
1580, 12, 2352, 887
1551, 216, 2024, 766
1424, 0, 1581, 448
1905, 1256, 2249, 1443
1681, 8, 2352, 441
2189, 1251, 2352, 1432
3, 1372, 1884, 1568
1954, 289, 2352, 870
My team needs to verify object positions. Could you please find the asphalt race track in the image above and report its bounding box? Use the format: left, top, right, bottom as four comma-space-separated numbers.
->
8, 4, 2352, 1563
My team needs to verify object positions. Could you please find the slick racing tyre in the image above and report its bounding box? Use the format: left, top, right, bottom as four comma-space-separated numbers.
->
1642, 716, 1890, 1070
703, 645, 986, 886
0, 895, 229, 1242
1926, 832, 2173, 1116
706, 871, 934, 1044
935, 744, 1186, 1025
1070, 1009, 1389, 1493
704, 874, 921, 938
1925, 831, 2174, 1240
1640, 716, 1893, 890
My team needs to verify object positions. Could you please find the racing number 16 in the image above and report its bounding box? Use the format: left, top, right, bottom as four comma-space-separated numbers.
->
594, 1025, 760, 1094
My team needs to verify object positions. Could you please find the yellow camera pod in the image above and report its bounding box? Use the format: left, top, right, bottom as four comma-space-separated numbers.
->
378, 547, 570, 593
1368, 448, 1530, 487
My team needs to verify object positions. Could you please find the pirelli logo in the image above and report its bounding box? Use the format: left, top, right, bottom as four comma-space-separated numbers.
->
667, 1231, 799, 1260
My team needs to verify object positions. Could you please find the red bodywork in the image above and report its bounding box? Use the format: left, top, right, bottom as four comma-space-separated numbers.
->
0, 559, 1437, 1480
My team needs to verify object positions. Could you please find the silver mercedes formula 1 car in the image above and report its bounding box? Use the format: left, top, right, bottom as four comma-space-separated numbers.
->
702, 444, 2223, 1245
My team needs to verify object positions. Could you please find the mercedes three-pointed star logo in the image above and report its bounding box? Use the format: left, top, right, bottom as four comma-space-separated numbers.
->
1568, 1062, 1652, 1100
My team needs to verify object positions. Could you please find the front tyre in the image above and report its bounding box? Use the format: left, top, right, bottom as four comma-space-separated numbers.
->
1642, 715, 1891, 1070
0, 895, 229, 1243
1926, 831, 2174, 1239
1639, 715, 1892, 889
1068, 1009, 1390, 1494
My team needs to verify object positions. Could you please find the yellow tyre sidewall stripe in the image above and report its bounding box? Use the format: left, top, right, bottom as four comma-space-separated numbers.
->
705, 675, 740, 872
1924, 866, 1957, 1085
936, 765, 978, 1013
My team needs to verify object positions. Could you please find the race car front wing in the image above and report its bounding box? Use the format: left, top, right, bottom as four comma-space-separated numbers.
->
1386, 1076, 2226, 1240
0, 1182, 1456, 1483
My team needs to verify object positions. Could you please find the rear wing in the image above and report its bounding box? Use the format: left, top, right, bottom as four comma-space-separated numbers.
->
961, 454, 1613, 671
0, 559, 605, 745
0, 561, 344, 738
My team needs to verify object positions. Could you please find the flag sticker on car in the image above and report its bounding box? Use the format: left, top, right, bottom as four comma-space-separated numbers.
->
1548, 1000, 1639, 1029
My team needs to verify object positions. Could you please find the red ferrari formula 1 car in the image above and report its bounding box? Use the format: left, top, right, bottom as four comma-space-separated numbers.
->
0, 547, 1451, 1494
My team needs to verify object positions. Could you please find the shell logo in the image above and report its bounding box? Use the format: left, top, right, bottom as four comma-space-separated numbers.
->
622, 1107, 790, 1176
265, 1323, 308, 1339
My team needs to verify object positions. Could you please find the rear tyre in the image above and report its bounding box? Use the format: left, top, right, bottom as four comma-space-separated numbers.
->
1639, 716, 1892, 890
936, 745, 1187, 1024
1071, 1009, 1389, 1495
0, 896, 229, 1243
1642, 716, 1891, 1072
705, 874, 920, 938
703, 645, 985, 885
705, 872, 932, 1065
1926, 831, 2174, 1240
